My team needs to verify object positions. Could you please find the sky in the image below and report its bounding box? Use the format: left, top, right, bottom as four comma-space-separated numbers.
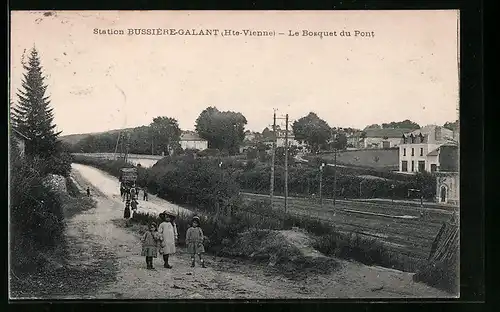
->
10, 11, 459, 135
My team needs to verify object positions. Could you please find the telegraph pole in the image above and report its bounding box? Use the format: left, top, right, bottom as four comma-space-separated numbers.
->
333, 147, 337, 213
114, 131, 122, 160
284, 114, 289, 214
124, 132, 130, 164
319, 163, 325, 208
332, 134, 338, 216
270, 110, 277, 207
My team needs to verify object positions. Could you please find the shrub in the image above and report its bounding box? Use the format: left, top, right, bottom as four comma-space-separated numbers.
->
10, 151, 66, 273
197, 148, 220, 158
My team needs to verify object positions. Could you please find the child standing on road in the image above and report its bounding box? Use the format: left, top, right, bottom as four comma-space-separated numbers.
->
158, 212, 178, 269
141, 222, 161, 270
186, 216, 206, 268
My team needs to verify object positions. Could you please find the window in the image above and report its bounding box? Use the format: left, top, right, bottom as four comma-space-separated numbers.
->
411, 161, 415, 172
402, 161, 408, 172
418, 161, 425, 172
403, 148, 406, 156
420, 148, 424, 156
411, 148, 414, 156
431, 164, 437, 172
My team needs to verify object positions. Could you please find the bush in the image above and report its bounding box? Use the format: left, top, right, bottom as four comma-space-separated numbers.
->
197, 148, 221, 158
10, 151, 66, 273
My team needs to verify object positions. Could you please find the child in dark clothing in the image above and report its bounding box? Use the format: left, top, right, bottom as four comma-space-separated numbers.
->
141, 222, 161, 270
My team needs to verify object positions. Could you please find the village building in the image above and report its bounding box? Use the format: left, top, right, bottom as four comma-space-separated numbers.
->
435, 145, 459, 205
274, 129, 308, 149
346, 131, 363, 149
361, 128, 413, 149
398, 125, 457, 174
397, 125, 459, 205
179, 131, 208, 151
243, 130, 260, 143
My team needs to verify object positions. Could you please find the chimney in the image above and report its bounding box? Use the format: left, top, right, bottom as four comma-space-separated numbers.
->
434, 126, 442, 142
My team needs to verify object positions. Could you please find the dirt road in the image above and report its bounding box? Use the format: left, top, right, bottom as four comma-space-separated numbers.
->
65, 163, 452, 299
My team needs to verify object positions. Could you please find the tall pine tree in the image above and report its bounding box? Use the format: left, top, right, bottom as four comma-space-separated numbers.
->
12, 47, 61, 159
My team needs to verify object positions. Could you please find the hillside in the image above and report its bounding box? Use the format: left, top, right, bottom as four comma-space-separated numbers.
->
60, 127, 137, 145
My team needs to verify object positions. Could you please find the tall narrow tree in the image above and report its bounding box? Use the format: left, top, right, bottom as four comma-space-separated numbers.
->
12, 47, 61, 159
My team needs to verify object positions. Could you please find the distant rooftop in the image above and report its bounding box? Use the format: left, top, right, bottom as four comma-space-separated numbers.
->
364, 128, 414, 138
180, 131, 206, 141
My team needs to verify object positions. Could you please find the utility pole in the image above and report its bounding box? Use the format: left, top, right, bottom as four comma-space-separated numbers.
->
114, 131, 122, 160
319, 163, 325, 208
218, 161, 223, 218
333, 136, 338, 216
151, 130, 154, 156
270, 109, 277, 208
124, 132, 130, 164
284, 114, 289, 214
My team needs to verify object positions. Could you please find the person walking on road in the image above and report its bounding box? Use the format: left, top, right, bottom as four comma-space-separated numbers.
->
124, 199, 131, 219
158, 211, 178, 269
130, 199, 138, 217
143, 188, 148, 201
186, 216, 206, 268
141, 222, 162, 270
130, 186, 137, 201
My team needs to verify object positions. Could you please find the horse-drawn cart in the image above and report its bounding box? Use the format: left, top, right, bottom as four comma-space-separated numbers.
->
119, 167, 138, 201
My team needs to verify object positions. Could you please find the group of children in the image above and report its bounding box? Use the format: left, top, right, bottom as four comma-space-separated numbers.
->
141, 211, 206, 270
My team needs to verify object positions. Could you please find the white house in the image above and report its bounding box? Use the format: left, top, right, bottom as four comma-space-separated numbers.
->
346, 131, 363, 149
275, 129, 307, 149
180, 132, 208, 151
398, 125, 458, 174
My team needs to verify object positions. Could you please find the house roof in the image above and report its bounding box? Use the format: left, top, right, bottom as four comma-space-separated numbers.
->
180, 132, 206, 142
364, 128, 413, 138
12, 128, 30, 141
427, 148, 439, 156
427, 142, 458, 156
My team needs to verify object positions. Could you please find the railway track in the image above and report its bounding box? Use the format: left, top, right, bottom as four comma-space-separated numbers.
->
241, 193, 446, 260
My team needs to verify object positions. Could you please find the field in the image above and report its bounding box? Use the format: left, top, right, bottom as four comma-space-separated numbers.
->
241, 192, 454, 270
315, 149, 399, 170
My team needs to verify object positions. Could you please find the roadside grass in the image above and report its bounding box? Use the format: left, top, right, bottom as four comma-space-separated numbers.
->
413, 261, 459, 294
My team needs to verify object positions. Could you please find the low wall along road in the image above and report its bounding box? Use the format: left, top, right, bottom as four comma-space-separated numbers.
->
72, 153, 163, 168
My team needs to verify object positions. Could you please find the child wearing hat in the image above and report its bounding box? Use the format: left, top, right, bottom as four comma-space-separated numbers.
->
141, 222, 162, 270
186, 216, 206, 268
